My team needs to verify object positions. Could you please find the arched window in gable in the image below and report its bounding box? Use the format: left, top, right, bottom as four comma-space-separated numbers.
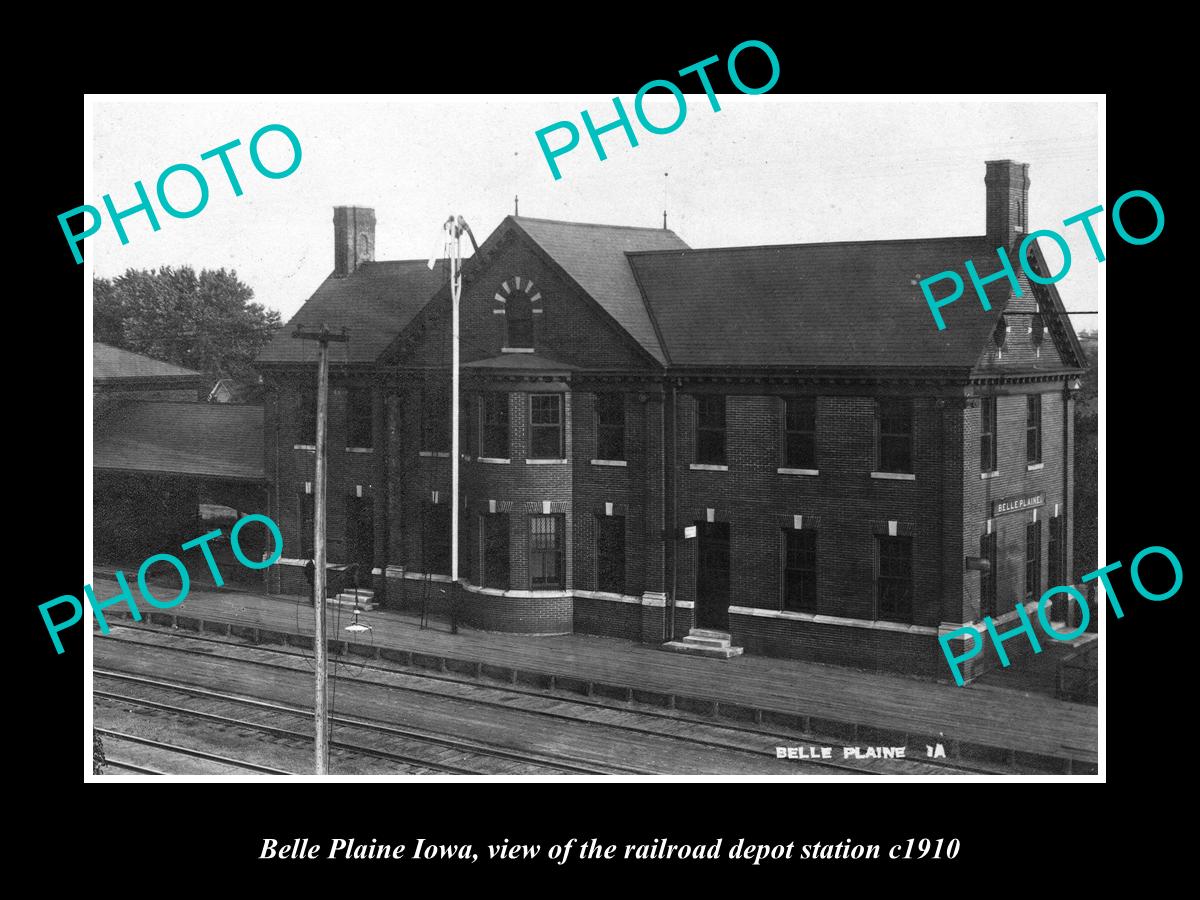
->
507, 291, 533, 349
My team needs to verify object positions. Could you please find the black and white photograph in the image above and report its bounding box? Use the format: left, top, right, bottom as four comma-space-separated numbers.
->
78, 94, 1104, 784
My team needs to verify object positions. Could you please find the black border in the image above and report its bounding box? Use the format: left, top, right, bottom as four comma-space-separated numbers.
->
23, 24, 1182, 881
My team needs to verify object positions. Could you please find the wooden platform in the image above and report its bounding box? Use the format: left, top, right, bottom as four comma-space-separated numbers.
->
89, 573, 1098, 773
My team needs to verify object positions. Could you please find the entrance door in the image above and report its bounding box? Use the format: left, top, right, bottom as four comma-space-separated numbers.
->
345, 497, 375, 582
696, 521, 731, 630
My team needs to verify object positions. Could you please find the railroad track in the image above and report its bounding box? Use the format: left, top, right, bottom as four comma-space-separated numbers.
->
96, 626, 986, 776
95, 728, 291, 775
95, 671, 644, 776
103, 759, 165, 776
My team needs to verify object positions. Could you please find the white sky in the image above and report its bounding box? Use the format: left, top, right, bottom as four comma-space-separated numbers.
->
91, 97, 1099, 331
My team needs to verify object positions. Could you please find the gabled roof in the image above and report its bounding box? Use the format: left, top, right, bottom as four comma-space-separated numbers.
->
93, 342, 205, 384
258, 216, 1085, 376
512, 216, 689, 365
93, 401, 264, 481
1026, 241, 1087, 370
258, 260, 447, 365
628, 237, 1021, 369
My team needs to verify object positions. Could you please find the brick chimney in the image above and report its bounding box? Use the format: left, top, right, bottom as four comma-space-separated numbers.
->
984, 160, 1029, 249
333, 206, 375, 277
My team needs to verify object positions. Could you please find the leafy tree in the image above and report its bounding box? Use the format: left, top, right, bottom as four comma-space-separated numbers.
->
94, 266, 280, 400
1073, 331, 1099, 420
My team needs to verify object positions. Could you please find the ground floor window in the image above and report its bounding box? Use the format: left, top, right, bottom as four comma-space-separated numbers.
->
1026, 520, 1042, 602
876, 535, 913, 623
596, 515, 626, 594
980, 531, 997, 618
1048, 515, 1065, 588
782, 529, 817, 612
529, 514, 564, 589
345, 496, 374, 575
298, 493, 314, 558
423, 503, 451, 576
481, 512, 510, 590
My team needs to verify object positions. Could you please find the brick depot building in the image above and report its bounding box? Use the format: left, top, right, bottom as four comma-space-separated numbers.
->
256, 160, 1087, 680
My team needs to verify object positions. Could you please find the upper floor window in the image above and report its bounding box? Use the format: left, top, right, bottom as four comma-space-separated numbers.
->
421, 382, 449, 452
345, 386, 373, 449
784, 397, 816, 469
530, 394, 563, 459
462, 394, 475, 457
980, 396, 997, 473
481, 392, 509, 458
877, 398, 913, 474
507, 292, 533, 349
1026, 394, 1042, 464
297, 385, 317, 445
595, 393, 625, 460
695, 394, 726, 465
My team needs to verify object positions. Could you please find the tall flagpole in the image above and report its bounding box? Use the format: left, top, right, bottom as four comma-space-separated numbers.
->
431, 216, 475, 635
450, 221, 462, 634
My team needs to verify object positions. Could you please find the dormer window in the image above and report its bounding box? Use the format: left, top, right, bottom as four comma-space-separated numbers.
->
994, 315, 1008, 359
1032, 314, 1045, 348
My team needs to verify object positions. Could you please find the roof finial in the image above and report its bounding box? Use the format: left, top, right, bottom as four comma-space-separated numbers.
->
514, 194, 519, 217
663, 171, 669, 230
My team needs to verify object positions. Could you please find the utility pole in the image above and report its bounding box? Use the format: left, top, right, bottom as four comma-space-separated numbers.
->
292, 323, 348, 776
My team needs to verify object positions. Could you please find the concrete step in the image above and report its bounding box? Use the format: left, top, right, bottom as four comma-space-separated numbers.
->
660, 639, 744, 660
684, 628, 734, 648
689, 628, 732, 641
662, 630, 743, 659
341, 588, 375, 599
329, 594, 377, 611
681, 634, 732, 649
